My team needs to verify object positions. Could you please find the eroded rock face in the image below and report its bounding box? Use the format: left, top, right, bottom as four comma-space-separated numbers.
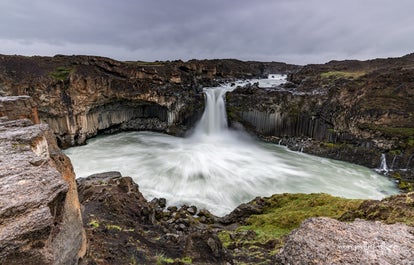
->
227, 54, 414, 179
0, 97, 85, 264
276, 217, 414, 265
0, 55, 297, 148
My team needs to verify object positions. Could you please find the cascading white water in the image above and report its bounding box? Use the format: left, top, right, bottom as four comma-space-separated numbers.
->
378, 153, 389, 173
65, 79, 399, 216
194, 87, 231, 136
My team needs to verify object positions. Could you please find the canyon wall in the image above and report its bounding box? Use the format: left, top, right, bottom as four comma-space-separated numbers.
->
0, 96, 86, 264
227, 54, 414, 185
0, 53, 412, 184
0, 55, 296, 147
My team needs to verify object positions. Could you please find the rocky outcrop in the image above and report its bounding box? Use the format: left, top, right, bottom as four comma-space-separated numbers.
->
77, 172, 230, 265
276, 217, 414, 264
0, 55, 297, 147
77, 173, 414, 265
227, 54, 414, 183
340, 192, 414, 225
0, 96, 86, 264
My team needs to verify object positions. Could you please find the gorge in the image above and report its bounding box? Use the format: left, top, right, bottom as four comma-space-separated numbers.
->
0, 54, 414, 264
65, 78, 398, 217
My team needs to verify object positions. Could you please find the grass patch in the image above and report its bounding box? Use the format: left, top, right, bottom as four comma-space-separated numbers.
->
126, 61, 165, 67
88, 220, 99, 228
323, 142, 341, 148
49, 66, 73, 81
156, 253, 174, 265
320, 70, 366, 80
105, 224, 123, 231
238, 193, 363, 242
359, 124, 414, 138
155, 253, 192, 265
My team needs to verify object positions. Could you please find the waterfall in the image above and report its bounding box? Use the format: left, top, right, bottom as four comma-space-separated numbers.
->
193, 86, 233, 137
65, 77, 399, 216
378, 154, 389, 173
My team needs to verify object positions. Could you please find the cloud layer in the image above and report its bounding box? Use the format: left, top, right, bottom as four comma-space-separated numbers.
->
1, 0, 413, 64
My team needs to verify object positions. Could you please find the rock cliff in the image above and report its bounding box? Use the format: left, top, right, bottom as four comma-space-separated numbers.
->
0, 96, 86, 264
0, 55, 296, 148
227, 54, 414, 185
2, 54, 411, 182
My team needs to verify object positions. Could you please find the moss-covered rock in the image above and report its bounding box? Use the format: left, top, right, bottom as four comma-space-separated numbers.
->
340, 192, 414, 225
218, 193, 362, 264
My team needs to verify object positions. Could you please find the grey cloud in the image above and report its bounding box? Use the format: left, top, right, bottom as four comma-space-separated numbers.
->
0, 0, 413, 64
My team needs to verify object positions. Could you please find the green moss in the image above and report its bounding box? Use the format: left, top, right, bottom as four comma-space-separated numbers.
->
126, 61, 165, 66
106, 224, 123, 231
359, 124, 414, 138
392, 172, 414, 192
88, 220, 99, 228
49, 66, 73, 81
323, 142, 337, 148
341, 192, 414, 226
239, 193, 362, 242
218, 194, 362, 263
130, 255, 137, 265
389, 149, 402, 156
155, 253, 192, 265
180, 257, 193, 264
320, 71, 366, 80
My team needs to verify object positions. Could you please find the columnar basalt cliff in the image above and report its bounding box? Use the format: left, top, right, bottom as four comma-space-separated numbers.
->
227, 54, 414, 186
0, 96, 86, 264
0, 53, 413, 182
0, 55, 296, 148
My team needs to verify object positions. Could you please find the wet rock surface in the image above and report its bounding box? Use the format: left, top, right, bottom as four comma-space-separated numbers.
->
276, 217, 414, 265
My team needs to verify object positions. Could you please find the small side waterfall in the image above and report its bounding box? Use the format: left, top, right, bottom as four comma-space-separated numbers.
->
378, 154, 389, 173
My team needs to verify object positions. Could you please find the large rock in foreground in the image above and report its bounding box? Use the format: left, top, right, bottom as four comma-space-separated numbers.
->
0, 96, 86, 264
276, 217, 414, 264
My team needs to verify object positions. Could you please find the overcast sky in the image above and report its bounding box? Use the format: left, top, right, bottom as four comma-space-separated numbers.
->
0, 0, 413, 64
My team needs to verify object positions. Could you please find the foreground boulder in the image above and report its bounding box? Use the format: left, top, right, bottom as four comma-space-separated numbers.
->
276, 217, 414, 264
0, 96, 86, 264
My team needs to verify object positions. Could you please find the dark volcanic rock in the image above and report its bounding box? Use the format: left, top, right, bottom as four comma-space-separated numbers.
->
227, 54, 414, 179
0, 55, 297, 148
77, 173, 232, 265
276, 217, 414, 265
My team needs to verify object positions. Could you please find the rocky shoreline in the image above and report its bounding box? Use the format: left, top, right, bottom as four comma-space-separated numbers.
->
0, 54, 414, 264
77, 172, 414, 265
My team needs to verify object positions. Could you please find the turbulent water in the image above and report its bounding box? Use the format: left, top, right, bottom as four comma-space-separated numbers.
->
65, 77, 399, 216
